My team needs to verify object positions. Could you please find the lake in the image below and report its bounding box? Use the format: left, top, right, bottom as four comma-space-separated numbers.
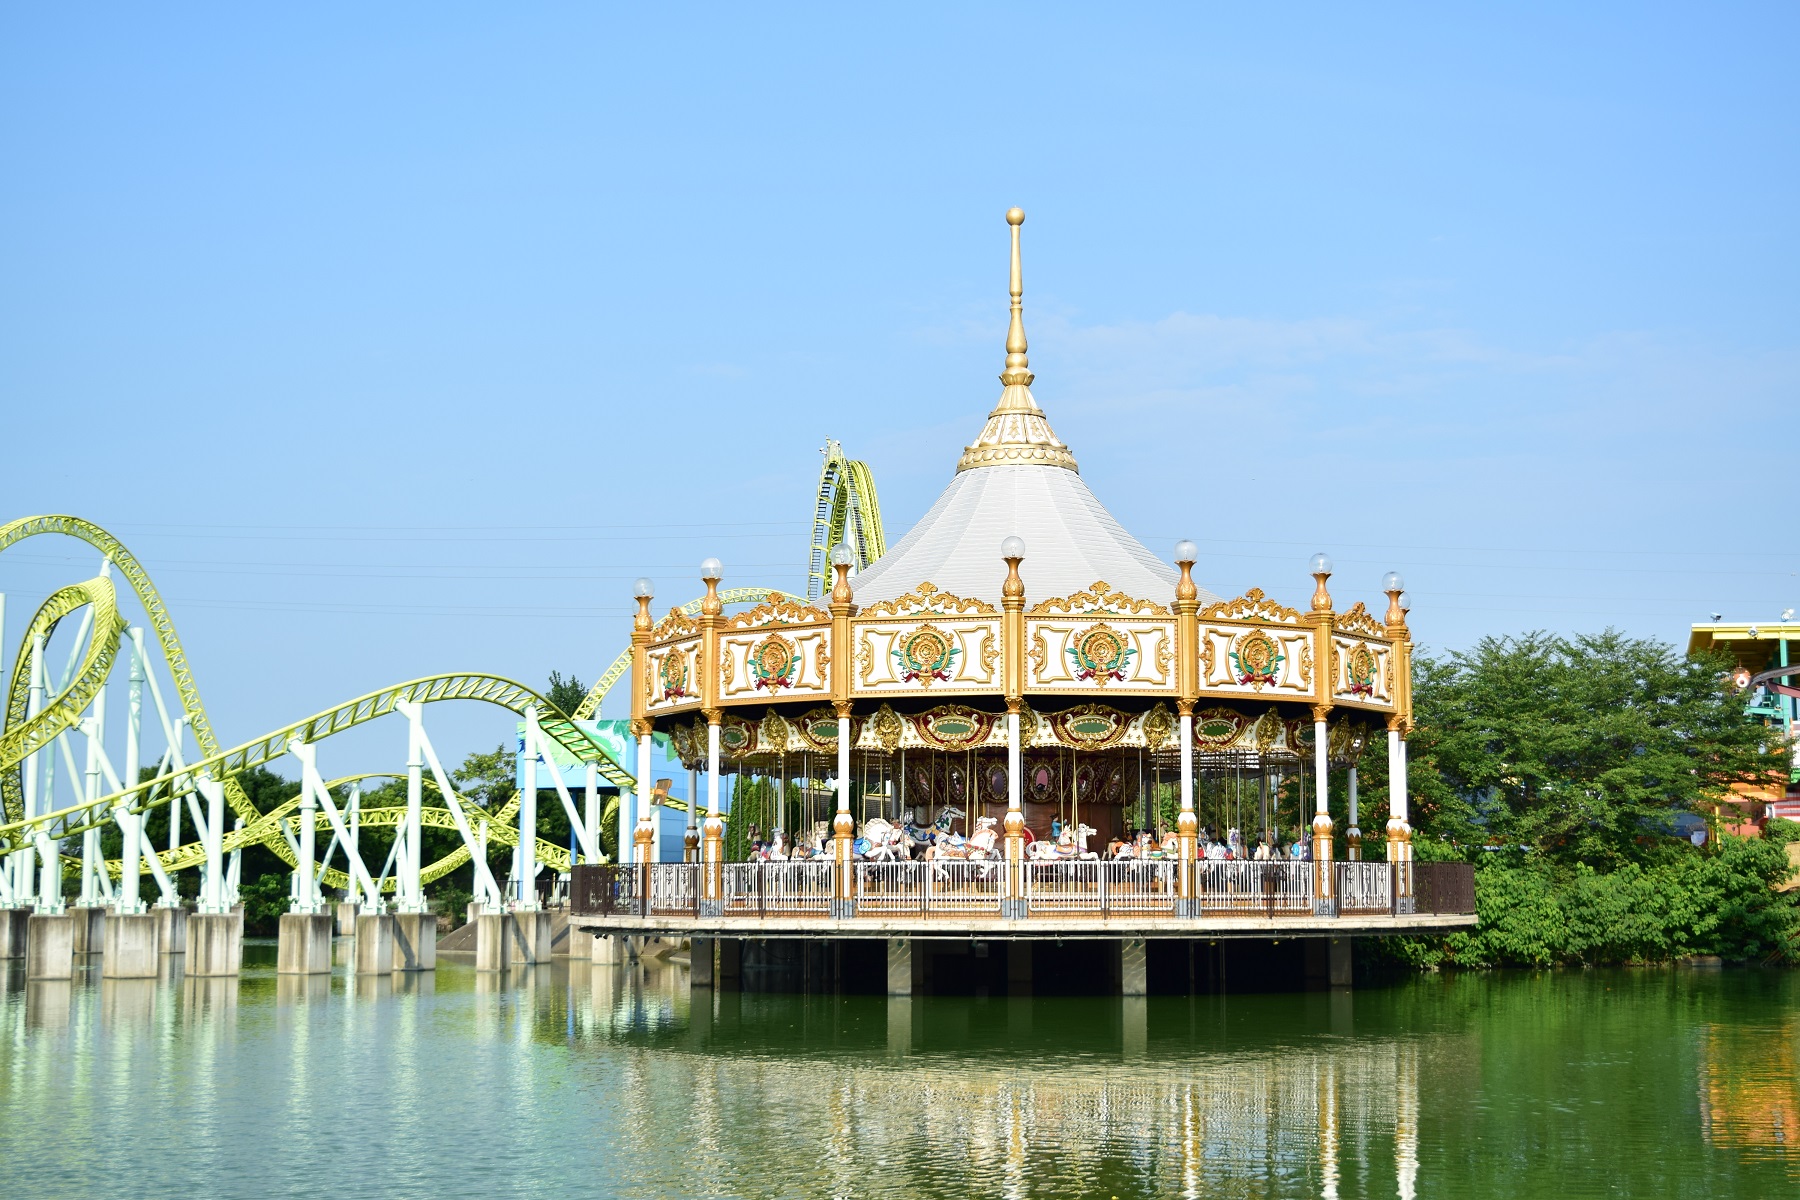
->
1, 944, 1794, 1198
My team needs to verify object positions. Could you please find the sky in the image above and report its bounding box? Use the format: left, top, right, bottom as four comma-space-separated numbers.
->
2, 4, 1796, 771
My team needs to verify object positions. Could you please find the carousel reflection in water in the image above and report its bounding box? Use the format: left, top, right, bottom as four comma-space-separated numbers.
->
576, 959, 1422, 1199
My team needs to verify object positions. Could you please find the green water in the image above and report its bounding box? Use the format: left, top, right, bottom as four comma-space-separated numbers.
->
1, 945, 1795, 1198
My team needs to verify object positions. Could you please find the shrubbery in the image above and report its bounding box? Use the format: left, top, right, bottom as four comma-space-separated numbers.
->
1387, 823, 1800, 968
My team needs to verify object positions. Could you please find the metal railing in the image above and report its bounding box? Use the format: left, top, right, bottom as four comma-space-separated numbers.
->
572, 857, 1479, 921
1196, 860, 1313, 914
1021, 860, 1180, 914
1336, 862, 1393, 914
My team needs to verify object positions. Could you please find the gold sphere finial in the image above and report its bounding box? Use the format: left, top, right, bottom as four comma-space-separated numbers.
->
1006, 207, 1025, 226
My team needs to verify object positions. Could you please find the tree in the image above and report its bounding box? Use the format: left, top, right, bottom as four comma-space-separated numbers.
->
545, 670, 587, 715
1407, 630, 1786, 869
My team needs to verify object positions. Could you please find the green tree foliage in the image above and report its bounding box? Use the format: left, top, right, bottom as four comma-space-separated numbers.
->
545, 670, 587, 716
1407, 631, 1785, 868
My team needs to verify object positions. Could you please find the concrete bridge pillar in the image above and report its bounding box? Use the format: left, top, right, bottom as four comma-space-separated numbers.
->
1119, 937, 1147, 997
277, 913, 333, 975
188, 912, 242, 977
26, 913, 74, 980
155, 904, 188, 955
691, 937, 715, 987
0, 907, 29, 958
102, 913, 159, 979
393, 912, 436, 972
1007, 941, 1033, 996
886, 938, 912, 996
355, 913, 395, 975
70, 905, 106, 955
510, 910, 553, 965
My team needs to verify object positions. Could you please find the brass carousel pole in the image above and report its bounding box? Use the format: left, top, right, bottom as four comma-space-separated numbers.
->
1308, 554, 1337, 916
829, 545, 858, 918
1001, 534, 1027, 919
1174, 539, 1200, 916
699, 558, 726, 917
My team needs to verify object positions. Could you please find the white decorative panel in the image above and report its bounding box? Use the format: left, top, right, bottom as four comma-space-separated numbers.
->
1196, 622, 1315, 698
1025, 617, 1175, 695
718, 624, 831, 703
645, 636, 704, 715
1330, 634, 1395, 709
853, 617, 1000, 695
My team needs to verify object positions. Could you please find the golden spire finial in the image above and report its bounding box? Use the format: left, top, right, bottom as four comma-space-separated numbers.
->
955, 207, 1078, 473
1002, 207, 1032, 387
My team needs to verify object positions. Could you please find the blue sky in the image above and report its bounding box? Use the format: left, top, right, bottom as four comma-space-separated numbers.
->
2, 4, 1796, 766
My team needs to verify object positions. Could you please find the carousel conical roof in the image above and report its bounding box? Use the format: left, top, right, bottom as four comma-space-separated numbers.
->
850, 209, 1219, 609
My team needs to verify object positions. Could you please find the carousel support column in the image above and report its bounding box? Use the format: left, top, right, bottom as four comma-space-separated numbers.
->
685, 767, 700, 863
1000, 536, 1028, 919
1172, 539, 1201, 917
1307, 553, 1337, 917
696, 563, 728, 916
1382, 573, 1415, 914
701, 716, 724, 916
1176, 706, 1198, 916
1346, 766, 1361, 861
633, 725, 655, 869
1312, 710, 1336, 916
827, 545, 857, 919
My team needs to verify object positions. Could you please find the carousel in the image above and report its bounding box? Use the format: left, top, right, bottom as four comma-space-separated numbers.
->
623, 209, 1417, 921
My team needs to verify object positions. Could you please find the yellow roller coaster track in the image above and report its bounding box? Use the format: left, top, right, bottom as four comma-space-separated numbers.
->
806, 439, 886, 601
0, 515, 809, 887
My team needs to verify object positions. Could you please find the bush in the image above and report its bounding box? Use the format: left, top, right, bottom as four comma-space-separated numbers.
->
1385, 834, 1800, 968
239, 872, 290, 937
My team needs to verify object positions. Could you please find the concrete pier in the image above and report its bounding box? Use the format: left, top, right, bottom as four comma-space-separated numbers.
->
155, 904, 188, 955
511, 910, 553, 965
691, 937, 715, 987
1329, 937, 1353, 987
70, 905, 106, 955
475, 912, 508, 972
886, 938, 912, 996
718, 937, 742, 989
392, 912, 436, 972
335, 901, 358, 936
355, 913, 395, 975
188, 913, 242, 977
1007, 941, 1032, 997
26, 914, 75, 980
1120, 937, 1148, 997
0, 908, 29, 958
277, 913, 334, 975
102, 913, 160, 979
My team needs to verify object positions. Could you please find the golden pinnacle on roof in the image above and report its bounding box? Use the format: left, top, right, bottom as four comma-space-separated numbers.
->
955, 207, 1079, 474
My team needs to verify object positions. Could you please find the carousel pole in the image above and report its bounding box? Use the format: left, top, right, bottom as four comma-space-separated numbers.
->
695, 558, 727, 915
1308, 553, 1338, 917
1173, 539, 1200, 917
828, 544, 858, 918
1346, 765, 1361, 861
685, 766, 700, 863
1383, 573, 1414, 913
1000, 535, 1027, 919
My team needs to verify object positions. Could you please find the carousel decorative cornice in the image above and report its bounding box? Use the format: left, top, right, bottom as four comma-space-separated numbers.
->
722, 592, 831, 629
1027, 580, 1173, 618
1196, 587, 1305, 626
955, 208, 1080, 474
1335, 601, 1387, 639
857, 580, 999, 618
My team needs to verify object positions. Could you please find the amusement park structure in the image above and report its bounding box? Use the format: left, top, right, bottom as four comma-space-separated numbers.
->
0, 208, 1474, 997
574, 208, 1475, 995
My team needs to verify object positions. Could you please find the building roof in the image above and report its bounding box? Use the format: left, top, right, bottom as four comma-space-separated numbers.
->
1687, 622, 1800, 672
850, 209, 1217, 609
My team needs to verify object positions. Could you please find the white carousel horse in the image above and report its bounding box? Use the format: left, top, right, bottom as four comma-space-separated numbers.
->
1027, 822, 1097, 862
859, 818, 911, 863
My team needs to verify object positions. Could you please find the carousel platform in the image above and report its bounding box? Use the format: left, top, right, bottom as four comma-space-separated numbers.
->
568, 860, 1477, 940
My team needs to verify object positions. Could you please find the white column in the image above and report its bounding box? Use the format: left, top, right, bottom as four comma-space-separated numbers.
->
635, 732, 654, 864
78, 689, 105, 906
835, 715, 853, 909
616, 759, 634, 866
1347, 766, 1361, 861
583, 763, 600, 865
120, 632, 145, 912
22, 636, 44, 910
1313, 718, 1334, 910
520, 714, 539, 908
1390, 731, 1410, 833
1007, 712, 1022, 815
348, 785, 363, 908
1314, 721, 1331, 826
707, 724, 722, 820
1179, 713, 1194, 819
296, 773, 318, 913
402, 711, 424, 912
197, 774, 227, 914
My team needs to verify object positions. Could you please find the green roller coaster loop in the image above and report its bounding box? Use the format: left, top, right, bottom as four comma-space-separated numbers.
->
0, 516, 633, 887
806, 438, 886, 601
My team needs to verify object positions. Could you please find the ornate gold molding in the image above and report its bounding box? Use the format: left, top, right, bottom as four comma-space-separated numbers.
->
857, 581, 998, 618
1197, 587, 1304, 625
1027, 580, 1172, 618
722, 592, 831, 630
652, 608, 699, 641
1335, 601, 1386, 639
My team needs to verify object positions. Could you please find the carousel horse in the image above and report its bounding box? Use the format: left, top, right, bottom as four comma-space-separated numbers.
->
1027, 822, 1097, 862
858, 818, 909, 863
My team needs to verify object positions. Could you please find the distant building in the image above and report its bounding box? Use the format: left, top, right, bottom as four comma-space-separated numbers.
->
1688, 620, 1800, 830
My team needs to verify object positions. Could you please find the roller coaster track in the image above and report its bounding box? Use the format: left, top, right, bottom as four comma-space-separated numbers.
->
805, 439, 886, 601
0, 517, 632, 886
